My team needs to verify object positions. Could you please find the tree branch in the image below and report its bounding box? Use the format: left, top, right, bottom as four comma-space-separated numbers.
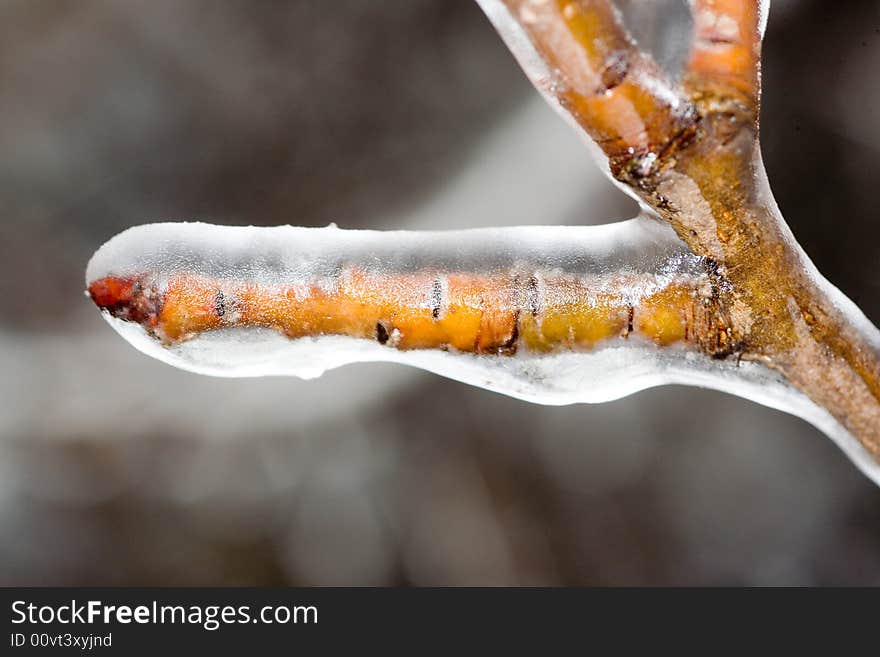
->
87, 220, 718, 353
476, 0, 697, 177
684, 0, 764, 112
477, 0, 880, 463
86, 1, 880, 483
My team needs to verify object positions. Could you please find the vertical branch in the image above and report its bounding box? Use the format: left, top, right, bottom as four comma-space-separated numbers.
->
683, 0, 764, 113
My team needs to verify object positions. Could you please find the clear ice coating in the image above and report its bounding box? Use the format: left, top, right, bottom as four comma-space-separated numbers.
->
86, 216, 701, 284
86, 219, 880, 486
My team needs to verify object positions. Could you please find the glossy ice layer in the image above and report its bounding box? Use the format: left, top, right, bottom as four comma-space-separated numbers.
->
86, 218, 702, 284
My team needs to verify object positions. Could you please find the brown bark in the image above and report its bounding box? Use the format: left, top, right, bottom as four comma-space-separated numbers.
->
483, 0, 880, 457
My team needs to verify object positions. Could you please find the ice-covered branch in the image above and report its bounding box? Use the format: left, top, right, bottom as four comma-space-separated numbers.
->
684, 0, 767, 110
474, 1, 880, 475
475, 0, 697, 179
85, 0, 880, 485
85, 220, 880, 484
87, 218, 722, 360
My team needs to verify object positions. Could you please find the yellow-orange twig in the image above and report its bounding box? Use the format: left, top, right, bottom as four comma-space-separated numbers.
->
88, 268, 726, 355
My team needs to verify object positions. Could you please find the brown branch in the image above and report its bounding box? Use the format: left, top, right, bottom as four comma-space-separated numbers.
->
684, 0, 763, 112
486, 0, 697, 176
479, 0, 880, 461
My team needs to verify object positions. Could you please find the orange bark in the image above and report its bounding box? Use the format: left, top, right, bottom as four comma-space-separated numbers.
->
89, 271, 722, 356
684, 0, 763, 108
498, 0, 696, 173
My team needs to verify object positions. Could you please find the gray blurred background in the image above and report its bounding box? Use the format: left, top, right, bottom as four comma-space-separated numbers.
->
1, 0, 878, 585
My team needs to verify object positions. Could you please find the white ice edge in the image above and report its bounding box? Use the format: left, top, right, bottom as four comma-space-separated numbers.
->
102, 314, 880, 487
85, 217, 700, 285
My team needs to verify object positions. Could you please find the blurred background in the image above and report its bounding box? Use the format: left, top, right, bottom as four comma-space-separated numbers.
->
1, 0, 879, 585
